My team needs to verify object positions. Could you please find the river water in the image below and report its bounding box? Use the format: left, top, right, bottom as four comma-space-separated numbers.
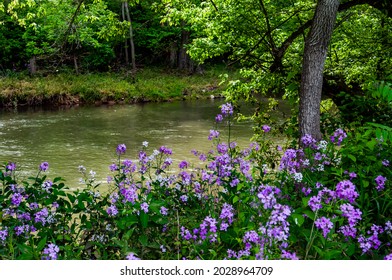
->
0, 99, 262, 188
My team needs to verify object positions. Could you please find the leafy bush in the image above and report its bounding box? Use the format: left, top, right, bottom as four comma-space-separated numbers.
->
336, 81, 392, 127
1, 104, 391, 260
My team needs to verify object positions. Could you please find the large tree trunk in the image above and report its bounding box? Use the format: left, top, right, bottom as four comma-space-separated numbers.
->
299, 0, 340, 142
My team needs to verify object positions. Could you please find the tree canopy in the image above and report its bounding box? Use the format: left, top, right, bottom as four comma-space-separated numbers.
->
1, 0, 391, 138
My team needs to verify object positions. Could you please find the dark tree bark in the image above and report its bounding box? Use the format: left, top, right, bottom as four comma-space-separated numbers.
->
299, 0, 340, 142
28, 56, 37, 75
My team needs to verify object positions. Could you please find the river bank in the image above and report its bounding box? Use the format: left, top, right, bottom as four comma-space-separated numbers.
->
0, 66, 238, 107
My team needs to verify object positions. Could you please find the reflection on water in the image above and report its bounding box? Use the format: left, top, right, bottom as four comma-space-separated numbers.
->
1, 99, 261, 188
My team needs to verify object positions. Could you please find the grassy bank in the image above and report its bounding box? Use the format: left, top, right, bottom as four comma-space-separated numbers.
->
0, 66, 239, 107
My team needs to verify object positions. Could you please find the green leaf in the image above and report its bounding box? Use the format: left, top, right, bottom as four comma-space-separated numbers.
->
36, 236, 47, 251
313, 246, 324, 257
347, 154, 356, 163
140, 212, 149, 228
291, 214, 305, 227
325, 250, 344, 260
233, 195, 239, 204
346, 243, 356, 256
303, 210, 315, 221
138, 235, 148, 247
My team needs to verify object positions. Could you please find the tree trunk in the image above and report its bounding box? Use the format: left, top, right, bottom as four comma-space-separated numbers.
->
169, 41, 177, 68
178, 24, 189, 71
121, 2, 129, 66
28, 56, 37, 75
299, 0, 340, 142
73, 55, 79, 75
124, 1, 136, 71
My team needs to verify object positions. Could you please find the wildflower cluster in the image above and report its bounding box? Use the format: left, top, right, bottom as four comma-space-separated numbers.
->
0, 103, 391, 260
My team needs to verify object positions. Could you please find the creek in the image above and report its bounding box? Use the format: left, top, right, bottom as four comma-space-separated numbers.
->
1, 99, 265, 188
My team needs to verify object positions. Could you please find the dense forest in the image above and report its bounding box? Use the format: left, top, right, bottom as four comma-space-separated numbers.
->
1, 0, 392, 137
1, 1, 391, 80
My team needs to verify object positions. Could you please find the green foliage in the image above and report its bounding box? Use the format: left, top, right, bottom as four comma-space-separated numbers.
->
335, 81, 392, 127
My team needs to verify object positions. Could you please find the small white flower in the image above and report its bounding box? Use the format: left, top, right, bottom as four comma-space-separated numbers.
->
292, 172, 303, 182
317, 140, 328, 151
142, 141, 149, 147
78, 165, 86, 172
316, 164, 325, 172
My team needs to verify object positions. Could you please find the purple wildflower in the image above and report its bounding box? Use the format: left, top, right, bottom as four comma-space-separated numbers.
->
109, 163, 118, 172
17, 212, 31, 221
116, 144, 127, 155
126, 252, 140, 260
358, 225, 383, 254
140, 202, 149, 213
349, 172, 357, 180
301, 134, 317, 148
39, 162, 49, 172
281, 250, 299, 260
279, 149, 302, 173
208, 129, 220, 140
219, 203, 234, 224
257, 185, 280, 209
34, 208, 49, 225
120, 186, 138, 204
262, 125, 271, 133
330, 128, 347, 145
215, 114, 223, 122
335, 180, 358, 203
221, 103, 233, 116
160, 206, 168, 216
315, 217, 334, 238
0, 228, 8, 243
340, 203, 362, 226
382, 159, 390, 167
301, 187, 312, 196
106, 205, 118, 217
230, 178, 240, 187
42, 243, 59, 260
308, 195, 322, 211
6, 162, 16, 171
339, 225, 357, 238
180, 226, 194, 240
385, 253, 392, 260
29, 202, 39, 210
199, 216, 218, 242
375, 175, 387, 191
14, 225, 26, 236
11, 193, 23, 206
42, 181, 53, 193
243, 230, 260, 250
385, 221, 392, 233
217, 143, 228, 154
159, 146, 172, 155
178, 160, 189, 169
